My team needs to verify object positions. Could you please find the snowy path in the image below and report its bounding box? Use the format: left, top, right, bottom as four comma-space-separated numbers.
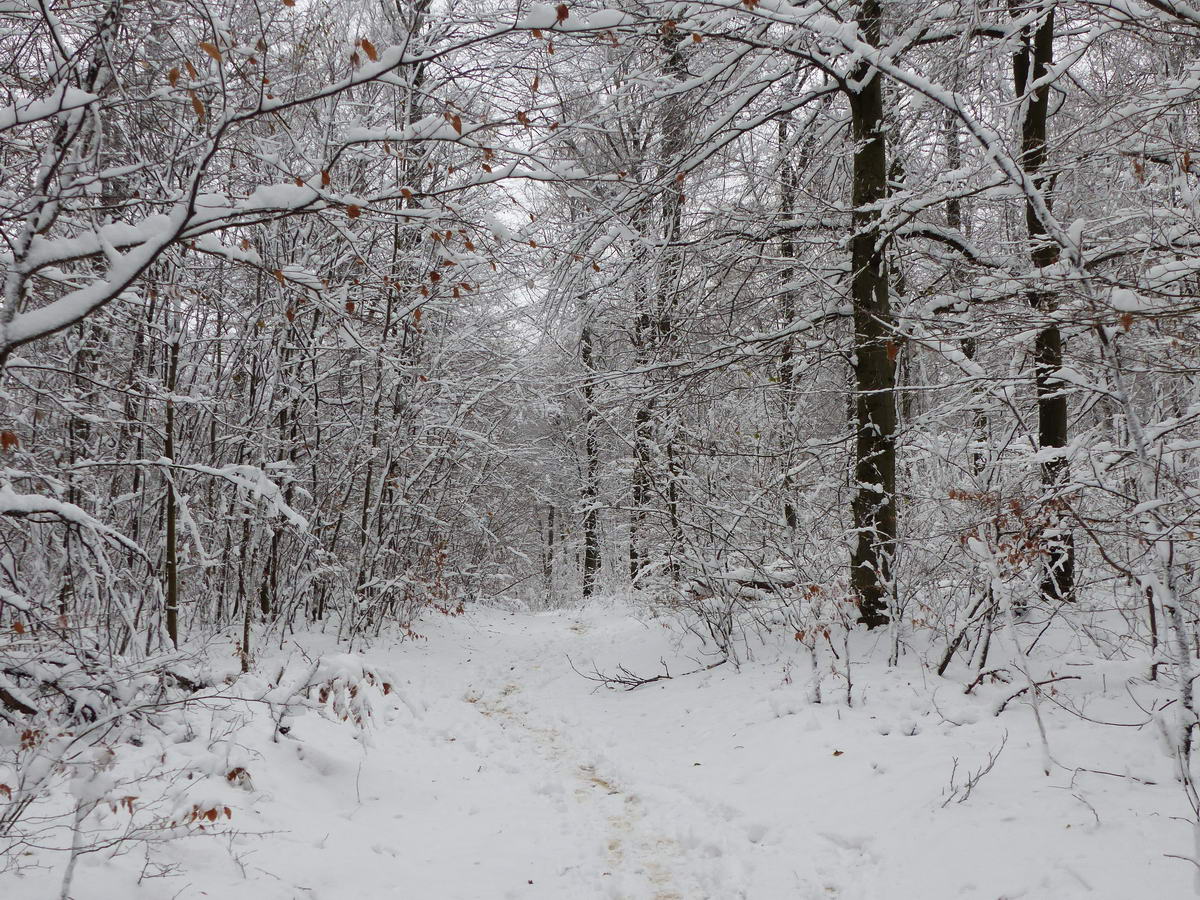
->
31, 602, 1196, 899
310, 605, 1176, 900
243, 607, 886, 899
364, 606, 1192, 899
471, 677, 699, 899
461, 625, 758, 900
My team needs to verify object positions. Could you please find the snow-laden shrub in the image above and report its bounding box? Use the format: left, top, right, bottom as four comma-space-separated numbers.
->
0, 633, 395, 890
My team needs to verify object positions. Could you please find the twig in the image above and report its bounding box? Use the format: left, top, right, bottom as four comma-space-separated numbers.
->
1070, 766, 1157, 786
995, 675, 1080, 714
942, 731, 1008, 807
567, 655, 725, 691
963, 667, 1011, 695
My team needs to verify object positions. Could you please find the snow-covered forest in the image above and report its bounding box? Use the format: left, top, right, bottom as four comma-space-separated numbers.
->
3, 0, 1200, 896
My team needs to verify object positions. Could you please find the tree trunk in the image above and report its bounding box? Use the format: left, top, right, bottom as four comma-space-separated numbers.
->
848, 0, 897, 629
580, 325, 601, 598
944, 108, 989, 477
779, 113, 799, 531
164, 336, 180, 647
544, 504, 556, 589
1014, 2, 1074, 603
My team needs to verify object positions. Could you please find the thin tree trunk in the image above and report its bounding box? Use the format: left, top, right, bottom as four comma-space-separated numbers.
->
779, 113, 799, 531
656, 28, 688, 583
630, 354, 651, 582
1014, 1, 1073, 603
164, 335, 180, 647
580, 325, 600, 597
544, 504, 556, 589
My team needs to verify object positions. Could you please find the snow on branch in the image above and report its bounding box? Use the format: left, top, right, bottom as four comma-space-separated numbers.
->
70, 460, 309, 530
0, 483, 142, 553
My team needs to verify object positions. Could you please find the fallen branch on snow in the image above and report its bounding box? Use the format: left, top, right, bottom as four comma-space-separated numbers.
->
567, 655, 725, 691
995, 675, 1081, 714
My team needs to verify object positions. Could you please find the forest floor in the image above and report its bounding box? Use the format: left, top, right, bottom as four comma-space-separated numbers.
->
8, 599, 1196, 899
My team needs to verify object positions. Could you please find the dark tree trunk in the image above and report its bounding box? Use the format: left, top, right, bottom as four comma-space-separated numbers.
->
629, 401, 650, 582
580, 325, 601, 598
164, 336, 180, 647
778, 113, 799, 532
848, 0, 897, 629
1014, 2, 1074, 603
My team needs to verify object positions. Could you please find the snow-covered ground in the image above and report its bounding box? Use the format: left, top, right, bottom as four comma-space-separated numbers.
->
6, 600, 1194, 898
